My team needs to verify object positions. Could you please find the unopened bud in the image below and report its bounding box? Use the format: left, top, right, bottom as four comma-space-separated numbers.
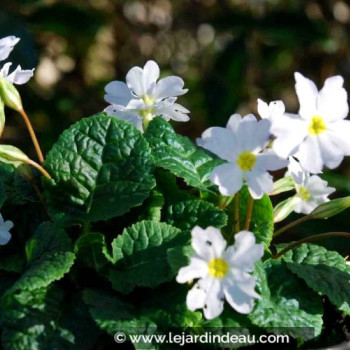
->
0, 145, 29, 167
274, 196, 299, 223
0, 98, 5, 137
0, 77, 23, 112
310, 196, 350, 219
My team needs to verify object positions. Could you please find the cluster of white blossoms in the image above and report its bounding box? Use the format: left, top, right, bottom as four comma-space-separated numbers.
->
176, 226, 264, 320
197, 72, 348, 215
0, 213, 13, 246
0, 36, 34, 85
104, 60, 189, 132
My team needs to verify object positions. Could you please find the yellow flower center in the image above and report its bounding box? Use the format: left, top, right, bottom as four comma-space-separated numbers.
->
208, 258, 229, 278
308, 115, 326, 135
298, 186, 311, 201
237, 151, 256, 171
142, 94, 155, 106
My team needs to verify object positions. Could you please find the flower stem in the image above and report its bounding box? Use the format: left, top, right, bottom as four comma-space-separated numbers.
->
244, 195, 254, 231
18, 108, 44, 164
273, 232, 350, 259
26, 159, 51, 179
234, 193, 240, 233
273, 215, 310, 237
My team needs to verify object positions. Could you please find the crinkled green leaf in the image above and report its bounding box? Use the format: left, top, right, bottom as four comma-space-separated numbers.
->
282, 243, 350, 315
84, 289, 156, 336
9, 222, 75, 292
143, 284, 202, 327
107, 221, 184, 293
44, 114, 155, 223
239, 186, 274, 248
0, 287, 75, 350
164, 198, 227, 231
74, 232, 108, 271
249, 260, 323, 340
145, 117, 223, 191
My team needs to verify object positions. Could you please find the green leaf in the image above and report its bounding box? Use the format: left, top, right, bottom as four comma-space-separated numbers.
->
9, 222, 75, 292
107, 221, 184, 293
282, 243, 350, 315
74, 232, 108, 270
249, 260, 323, 340
84, 289, 156, 337
44, 114, 155, 223
239, 186, 274, 248
0, 287, 75, 350
164, 198, 227, 231
145, 117, 222, 191
143, 284, 202, 327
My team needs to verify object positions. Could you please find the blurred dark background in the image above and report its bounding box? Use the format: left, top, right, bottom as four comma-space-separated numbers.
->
1, 0, 350, 250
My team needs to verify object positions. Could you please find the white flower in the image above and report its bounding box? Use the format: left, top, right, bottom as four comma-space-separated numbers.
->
176, 226, 264, 320
0, 213, 13, 245
257, 99, 285, 123
104, 60, 189, 131
197, 114, 288, 199
271, 72, 350, 174
0, 36, 34, 85
293, 175, 335, 214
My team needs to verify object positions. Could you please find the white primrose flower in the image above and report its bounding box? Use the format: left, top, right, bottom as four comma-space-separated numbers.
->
176, 226, 264, 320
0, 213, 13, 245
0, 36, 34, 85
293, 174, 335, 214
104, 60, 189, 131
257, 98, 285, 123
271, 72, 350, 174
197, 114, 288, 199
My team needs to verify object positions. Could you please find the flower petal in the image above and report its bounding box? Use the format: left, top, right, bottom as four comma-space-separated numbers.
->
255, 150, 288, 171
154, 76, 187, 100
223, 276, 259, 314
176, 256, 208, 283
104, 105, 143, 132
295, 136, 323, 173
210, 163, 243, 196
317, 75, 348, 121
327, 119, 350, 156
126, 66, 145, 97
191, 226, 227, 260
203, 278, 224, 320
237, 115, 270, 152
186, 283, 206, 311
142, 60, 160, 95
317, 132, 344, 170
156, 102, 190, 122
245, 170, 273, 199
0, 230, 11, 245
6, 65, 34, 85
197, 127, 238, 162
0, 36, 19, 61
294, 72, 318, 119
271, 114, 307, 158
224, 231, 263, 272
104, 81, 133, 106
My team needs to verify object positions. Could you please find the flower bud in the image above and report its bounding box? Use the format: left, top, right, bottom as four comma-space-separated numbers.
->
0, 76, 23, 112
0, 98, 5, 137
309, 196, 350, 220
271, 176, 295, 196
0, 145, 29, 167
274, 196, 299, 223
